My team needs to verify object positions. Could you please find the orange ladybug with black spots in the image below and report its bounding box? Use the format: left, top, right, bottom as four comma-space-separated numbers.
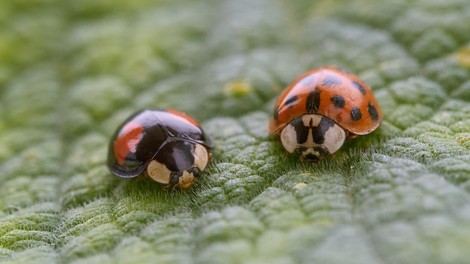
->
269, 66, 382, 162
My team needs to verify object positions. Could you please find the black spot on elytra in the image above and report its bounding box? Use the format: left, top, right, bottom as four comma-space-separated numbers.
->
368, 103, 379, 121
272, 107, 279, 120
352, 81, 366, 95
322, 75, 342, 86
312, 117, 334, 144
306, 91, 320, 113
330, 95, 345, 108
284, 95, 298, 107
350, 107, 362, 121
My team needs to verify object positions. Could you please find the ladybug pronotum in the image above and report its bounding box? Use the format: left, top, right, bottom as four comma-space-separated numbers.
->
107, 109, 214, 189
269, 66, 383, 162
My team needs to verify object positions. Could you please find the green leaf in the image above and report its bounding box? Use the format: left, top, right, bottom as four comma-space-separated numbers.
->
1, 0, 470, 263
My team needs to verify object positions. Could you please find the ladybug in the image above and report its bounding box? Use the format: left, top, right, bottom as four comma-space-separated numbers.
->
107, 109, 214, 189
269, 66, 382, 162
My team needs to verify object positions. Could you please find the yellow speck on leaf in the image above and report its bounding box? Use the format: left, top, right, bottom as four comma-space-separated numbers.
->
456, 133, 470, 145
224, 81, 252, 97
456, 46, 470, 67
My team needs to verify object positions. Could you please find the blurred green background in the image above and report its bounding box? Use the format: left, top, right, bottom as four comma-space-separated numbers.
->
1, 0, 470, 263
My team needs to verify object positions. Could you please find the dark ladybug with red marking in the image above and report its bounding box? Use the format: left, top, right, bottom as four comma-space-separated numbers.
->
269, 66, 382, 162
107, 109, 214, 189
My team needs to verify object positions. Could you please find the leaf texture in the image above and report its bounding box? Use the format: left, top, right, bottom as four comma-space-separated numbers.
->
1, 0, 470, 263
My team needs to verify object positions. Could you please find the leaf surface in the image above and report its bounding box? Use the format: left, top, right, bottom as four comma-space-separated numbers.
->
1, 0, 470, 263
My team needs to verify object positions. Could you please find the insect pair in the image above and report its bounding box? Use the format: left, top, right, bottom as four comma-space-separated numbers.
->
107, 67, 383, 189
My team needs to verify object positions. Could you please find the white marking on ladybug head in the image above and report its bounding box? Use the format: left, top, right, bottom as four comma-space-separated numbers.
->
280, 114, 346, 162
322, 123, 346, 154
280, 124, 297, 153
194, 144, 209, 171
146, 160, 172, 184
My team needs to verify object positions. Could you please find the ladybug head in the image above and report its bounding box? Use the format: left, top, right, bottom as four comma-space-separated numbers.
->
279, 114, 345, 162
145, 141, 210, 189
